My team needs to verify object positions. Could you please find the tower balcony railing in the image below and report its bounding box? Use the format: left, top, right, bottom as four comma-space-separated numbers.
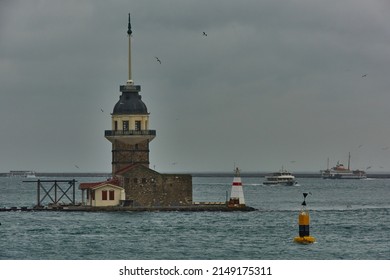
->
105, 129, 156, 137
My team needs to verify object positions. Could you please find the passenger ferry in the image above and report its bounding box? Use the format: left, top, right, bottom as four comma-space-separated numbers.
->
263, 169, 297, 186
8, 170, 36, 178
321, 153, 367, 179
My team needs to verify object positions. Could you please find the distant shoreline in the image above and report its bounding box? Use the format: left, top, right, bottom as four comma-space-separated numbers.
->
0, 172, 111, 178
2, 171, 390, 178
191, 172, 390, 178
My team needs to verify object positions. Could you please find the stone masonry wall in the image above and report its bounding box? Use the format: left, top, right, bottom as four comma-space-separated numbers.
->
112, 140, 150, 173
121, 166, 192, 207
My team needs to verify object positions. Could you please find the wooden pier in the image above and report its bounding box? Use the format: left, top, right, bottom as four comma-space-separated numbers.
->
23, 179, 77, 207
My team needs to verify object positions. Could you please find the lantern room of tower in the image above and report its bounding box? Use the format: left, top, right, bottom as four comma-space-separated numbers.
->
104, 84, 156, 145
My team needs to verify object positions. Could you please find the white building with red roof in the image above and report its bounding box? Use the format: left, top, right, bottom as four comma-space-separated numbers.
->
79, 178, 125, 207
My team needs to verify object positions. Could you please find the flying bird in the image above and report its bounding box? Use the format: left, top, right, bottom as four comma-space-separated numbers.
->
362, 74, 367, 77
202, 31, 207, 36
74, 165, 80, 169
100, 108, 104, 112
154, 56, 161, 64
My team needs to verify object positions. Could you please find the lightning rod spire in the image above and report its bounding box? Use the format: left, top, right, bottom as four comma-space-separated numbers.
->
127, 13, 133, 84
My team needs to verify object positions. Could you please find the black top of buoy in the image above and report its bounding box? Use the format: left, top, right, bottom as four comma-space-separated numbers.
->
302, 192, 309, 206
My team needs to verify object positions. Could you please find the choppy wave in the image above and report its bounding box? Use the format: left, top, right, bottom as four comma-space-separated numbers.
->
1, 177, 389, 260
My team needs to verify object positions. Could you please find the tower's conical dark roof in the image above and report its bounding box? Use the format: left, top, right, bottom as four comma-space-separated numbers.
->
113, 91, 148, 115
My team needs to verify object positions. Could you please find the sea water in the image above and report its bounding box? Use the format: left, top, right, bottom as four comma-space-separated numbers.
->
0, 176, 389, 260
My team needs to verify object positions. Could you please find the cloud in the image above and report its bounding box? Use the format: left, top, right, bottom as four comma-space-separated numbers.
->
1, 0, 390, 172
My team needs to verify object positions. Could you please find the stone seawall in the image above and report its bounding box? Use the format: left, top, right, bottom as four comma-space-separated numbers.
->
1, 204, 256, 212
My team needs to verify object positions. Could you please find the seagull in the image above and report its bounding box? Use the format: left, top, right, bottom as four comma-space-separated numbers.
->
100, 108, 104, 112
74, 165, 80, 169
362, 74, 367, 77
154, 56, 161, 64
202, 31, 207, 36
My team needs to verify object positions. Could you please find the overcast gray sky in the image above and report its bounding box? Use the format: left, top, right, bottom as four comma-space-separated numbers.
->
1, 0, 390, 173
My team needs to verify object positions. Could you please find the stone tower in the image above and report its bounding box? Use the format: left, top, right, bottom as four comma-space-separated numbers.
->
105, 14, 156, 175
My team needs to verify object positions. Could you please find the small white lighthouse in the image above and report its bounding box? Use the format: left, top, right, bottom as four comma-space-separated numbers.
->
228, 167, 246, 208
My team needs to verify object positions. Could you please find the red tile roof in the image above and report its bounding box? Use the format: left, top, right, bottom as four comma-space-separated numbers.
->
115, 163, 160, 176
115, 164, 138, 175
79, 178, 120, 190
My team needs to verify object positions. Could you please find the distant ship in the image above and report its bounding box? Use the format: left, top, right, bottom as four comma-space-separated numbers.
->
8, 170, 36, 178
321, 153, 367, 179
263, 168, 298, 186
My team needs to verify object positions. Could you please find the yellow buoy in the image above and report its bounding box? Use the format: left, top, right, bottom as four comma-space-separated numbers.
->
294, 235, 316, 244
294, 193, 316, 244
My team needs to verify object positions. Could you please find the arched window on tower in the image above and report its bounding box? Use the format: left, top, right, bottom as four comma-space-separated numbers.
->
135, 120, 141, 131
123, 121, 129, 131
